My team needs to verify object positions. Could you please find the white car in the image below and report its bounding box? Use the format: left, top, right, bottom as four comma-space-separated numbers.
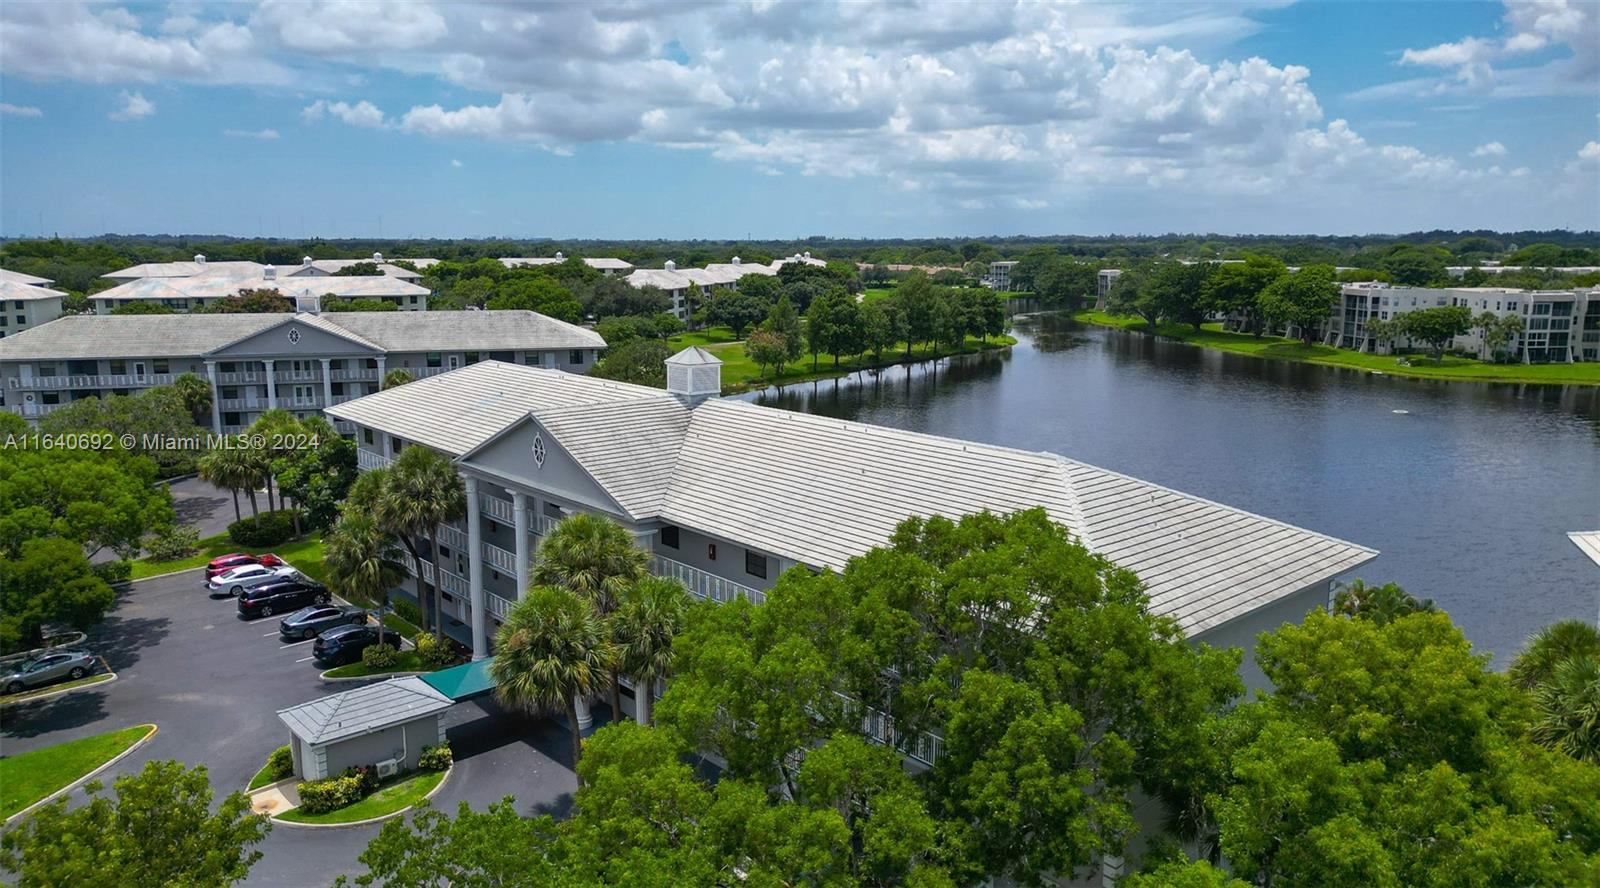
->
207, 564, 300, 597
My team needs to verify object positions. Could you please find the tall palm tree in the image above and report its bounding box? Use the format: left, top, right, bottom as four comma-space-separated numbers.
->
350, 468, 431, 633
382, 447, 466, 641
492, 585, 614, 779
382, 368, 415, 390
614, 576, 690, 726
1509, 619, 1600, 690
248, 410, 304, 516
197, 448, 243, 522
532, 513, 647, 718
200, 444, 266, 519
1530, 655, 1600, 764
324, 511, 408, 622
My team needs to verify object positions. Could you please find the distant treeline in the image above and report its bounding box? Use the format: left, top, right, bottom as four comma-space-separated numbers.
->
2, 232, 1597, 297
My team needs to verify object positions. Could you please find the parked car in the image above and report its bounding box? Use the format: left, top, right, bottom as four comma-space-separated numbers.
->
3, 650, 98, 695
279, 605, 369, 640
237, 579, 331, 619
312, 624, 402, 666
207, 564, 300, 597
205, 552, 285, 580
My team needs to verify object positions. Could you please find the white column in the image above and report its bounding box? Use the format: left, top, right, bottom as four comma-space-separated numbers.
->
263, 359, 277, 410
204, 360, 222, 433
512, 490, 531, 599
375, 355, 386, 386
319, 358, 333, 409
465, 475, 487, 659
573, 695, 593, 731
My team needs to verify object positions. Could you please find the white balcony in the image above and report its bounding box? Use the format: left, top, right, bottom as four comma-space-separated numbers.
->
331, 368, 378, 382
11, 372, 174, 390
483, 542, 518, 574
481, 496, 515, 525
649, 554, 764, 605
216, 371, 264, 384
357, 449, 393, 471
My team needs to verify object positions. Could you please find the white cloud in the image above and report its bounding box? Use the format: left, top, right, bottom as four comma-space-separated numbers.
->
1387, 0, 1597, 100
0, 102, 41, 117
224, 128, 280, 139
109, 90, 155, 121
252, 0, 447, 53
302, 99, 387, 128
451, 158, 463, 168
1471, 141, 1507, 157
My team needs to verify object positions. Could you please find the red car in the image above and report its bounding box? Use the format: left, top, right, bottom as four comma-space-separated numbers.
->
204, 553, 285, 579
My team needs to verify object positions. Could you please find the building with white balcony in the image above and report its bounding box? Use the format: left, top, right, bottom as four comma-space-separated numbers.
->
627, 254, 823, 320
1326, 283, 1600, 362
103, 252, 433, 283
0, 309, 604, 432
90, 263, 432, 314
982, 260, 1019, 291
328, 347, 1376, 699
0, 272, 66, 339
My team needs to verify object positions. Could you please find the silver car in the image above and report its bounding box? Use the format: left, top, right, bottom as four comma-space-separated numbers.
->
4, 650, 97, 695
207, 564, 300, 597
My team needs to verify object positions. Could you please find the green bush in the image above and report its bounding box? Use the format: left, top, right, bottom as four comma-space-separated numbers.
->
413, 633, 461, 671
296, 766, 379, 814
392, 598, 425, 630
145, 525, 200, 561
227, 510, 301, 547
90, 560, 132, 585
267, 745, 294, 781
418, 743, 452, 771
361, 643, 399, 669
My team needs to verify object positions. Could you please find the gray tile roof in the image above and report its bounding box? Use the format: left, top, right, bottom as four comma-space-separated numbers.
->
0, 313, 290, 358
324, 310, 603, 352
0, 280, 66, 301
0, 268, 54, 286
277, 676, 452, 746
336, 361, 1377, 636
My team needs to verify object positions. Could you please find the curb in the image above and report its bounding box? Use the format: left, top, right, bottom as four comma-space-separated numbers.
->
318, 670, 426, 683
271, 765, 452, 830
127, 564, 207, 584
3, 724, 159, 826
0, 666, 118, 709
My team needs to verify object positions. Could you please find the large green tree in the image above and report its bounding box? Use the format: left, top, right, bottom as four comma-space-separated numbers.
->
1257, 264, 1338, 344
1394, 305, 1474, 361
272, 416, 357, 531
0, 537, 117, 652
0, 444, 172, 560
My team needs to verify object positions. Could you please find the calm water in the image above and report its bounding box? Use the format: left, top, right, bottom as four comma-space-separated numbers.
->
744, 313, 1600, 667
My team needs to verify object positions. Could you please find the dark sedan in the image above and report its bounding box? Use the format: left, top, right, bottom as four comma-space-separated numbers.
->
279, 605, 369, 641
312, 624, 402, 666
237, 579, 331, 619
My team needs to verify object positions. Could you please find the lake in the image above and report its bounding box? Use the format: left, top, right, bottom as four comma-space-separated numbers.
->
744, 312, 1600, 667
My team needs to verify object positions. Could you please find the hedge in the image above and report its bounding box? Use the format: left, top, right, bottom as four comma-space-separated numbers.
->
419, 743, 452, 771
267, 746, 294, 782
90, 560, 132, 585
228, 510, 302, 547
361, 643, 399, 669
296, 766, 378, 815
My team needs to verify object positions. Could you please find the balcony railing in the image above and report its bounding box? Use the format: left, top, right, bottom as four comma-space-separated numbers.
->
10, 373, 174, 390
216, 371, 264, 384
331, 368, 378, 382
357, 449, 392, 471
481, 496, 515, 525
649, 554, 764, 605
483, 542, 518, 574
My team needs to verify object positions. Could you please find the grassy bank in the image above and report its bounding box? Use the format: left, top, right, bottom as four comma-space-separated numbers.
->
669, 325, 1017, 393
131, 532, 329, 582
1071, 310, 1600, 385
276, 769, 446, 824
1, 724, 155, 819
321, 650, 424, 679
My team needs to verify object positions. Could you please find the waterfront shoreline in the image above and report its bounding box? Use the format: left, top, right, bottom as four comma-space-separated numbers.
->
1069, 310, 1600, 386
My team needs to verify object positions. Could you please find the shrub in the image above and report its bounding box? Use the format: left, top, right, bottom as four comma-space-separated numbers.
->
392, 598, 425, 630
418, 743, 452, 771
90, 560, 132, 585
361, 643, 399, 670
145, 525, 200, 562
296, 766, 379, 814
227, 510, 301, 546
413, 632, 462, 671
266, 745, 294, 782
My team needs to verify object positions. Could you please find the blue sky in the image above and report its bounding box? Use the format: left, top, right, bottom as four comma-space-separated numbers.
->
1, 1, 1595, 239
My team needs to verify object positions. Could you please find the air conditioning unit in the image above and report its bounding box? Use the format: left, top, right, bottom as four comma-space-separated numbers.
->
375, 758, 400, 779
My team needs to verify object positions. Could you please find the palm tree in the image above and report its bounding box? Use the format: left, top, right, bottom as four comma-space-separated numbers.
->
1509, 620, 1600, 690
197, 448, 243, 522
382, 368, 415, 390
532, 513, 647, 718
492, 585, 614, 779
248, 410, 304, 517
350, 468, 430, 633
614, 576, 690, 726
1530, 655, 1600, 764
382, 447, 466, 641
324, 511, 408, 623
199, 444, 265, 519
170, 372, 213, 426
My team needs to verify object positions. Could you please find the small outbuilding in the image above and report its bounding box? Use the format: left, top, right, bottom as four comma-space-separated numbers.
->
276, 677, 453, 781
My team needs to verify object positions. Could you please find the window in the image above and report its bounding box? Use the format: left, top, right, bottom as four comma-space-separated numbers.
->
153, 359, 170, 374
569, 350, 584, 365
331, 382, 344, 396
390, 437, 404, 456
109, 360, 126, 374
37, 363, 56, 377
543, 502, 562, 520
465, 352, 480, 365
744, 549, 768, 579
365, 358, 378, 369
426, 353, 442, 368
660, 526, 680, 549
224, 412, 241, 426
363, 429, 374, 445
42, 392, 60, 405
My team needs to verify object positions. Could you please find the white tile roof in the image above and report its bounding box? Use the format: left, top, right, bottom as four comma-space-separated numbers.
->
286, 260, 424, 280
277, 676, 452, 746
500, 257, 633, 271
1571, 532, 1600, 569
0, 268, 54, 286
0, 280, 66, 301
626, 268, 695, 291
0, 310, 602, 360
335, 361, 1377, 636
90, 274, 427, 302
103, 260, 267, 280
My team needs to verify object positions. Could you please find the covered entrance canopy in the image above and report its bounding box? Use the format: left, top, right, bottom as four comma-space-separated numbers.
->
420, 657, 498, 702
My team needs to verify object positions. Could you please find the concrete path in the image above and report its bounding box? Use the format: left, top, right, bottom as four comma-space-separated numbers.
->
248, 780, 301, 817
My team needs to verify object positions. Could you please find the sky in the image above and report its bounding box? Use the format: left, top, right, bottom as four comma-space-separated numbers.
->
0, 0, 1596, 240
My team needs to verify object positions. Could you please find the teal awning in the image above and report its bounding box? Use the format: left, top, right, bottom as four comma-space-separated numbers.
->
420, 657, 497, 701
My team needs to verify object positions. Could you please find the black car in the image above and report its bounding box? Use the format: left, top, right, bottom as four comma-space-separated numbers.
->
312, 624, 402, 665
237, 579, 330, 619
279, 605, 368, 641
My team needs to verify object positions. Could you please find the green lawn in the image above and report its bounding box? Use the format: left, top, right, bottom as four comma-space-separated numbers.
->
668, 325, 1017, 393
861, 287, 896, 304
381, 613, 423, 640
131, 532, 329, 582
0, 672, 113, 705
0, 724, 154, 819
276, 769, 446, 824
321, 650, 424, 679
1071, 311, 1600, 385
249, 747, 292, 791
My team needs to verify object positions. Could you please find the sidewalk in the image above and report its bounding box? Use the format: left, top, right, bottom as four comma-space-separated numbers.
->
247, 778, 301, 817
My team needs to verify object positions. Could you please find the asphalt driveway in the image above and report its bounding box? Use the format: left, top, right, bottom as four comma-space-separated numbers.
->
0, 568, 588, 887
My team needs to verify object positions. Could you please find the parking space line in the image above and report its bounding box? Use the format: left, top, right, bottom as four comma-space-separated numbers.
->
294, 656, 315, 663
278, 639, 313, 649
262, 631, 278, 637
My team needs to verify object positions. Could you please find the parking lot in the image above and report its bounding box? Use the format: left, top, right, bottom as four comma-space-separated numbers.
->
0, 566, 588, 887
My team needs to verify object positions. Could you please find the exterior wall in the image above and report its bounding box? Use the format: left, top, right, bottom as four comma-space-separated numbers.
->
0, 296, 63, 338
312, 715, 442, 780
1326, 284, 1597, 363
1192, 580, 1331, 691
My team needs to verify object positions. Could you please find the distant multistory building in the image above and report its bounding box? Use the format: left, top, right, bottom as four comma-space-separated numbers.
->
1325, 283, 1600, 363
0, 268, 66, 339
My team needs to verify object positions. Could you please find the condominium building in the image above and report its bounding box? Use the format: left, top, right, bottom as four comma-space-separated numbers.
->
982, 260, 1019, 291
90, 265, 431, 313
104, 252, 431, 283
328, 348, 1376, 702
0, 309, 604, 432
500, 253, 633, 275
0, 269, 66, 339
627, 253, 825, 319
1096, 268, 1123, 307
1326, 283, 1600, 362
